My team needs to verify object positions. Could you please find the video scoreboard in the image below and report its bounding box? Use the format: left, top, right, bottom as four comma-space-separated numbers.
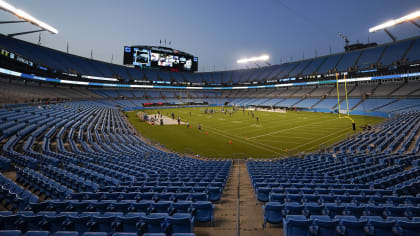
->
123, 45, 198, 72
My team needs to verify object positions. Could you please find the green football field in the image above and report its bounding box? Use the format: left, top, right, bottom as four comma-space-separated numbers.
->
125, 107, 385, 158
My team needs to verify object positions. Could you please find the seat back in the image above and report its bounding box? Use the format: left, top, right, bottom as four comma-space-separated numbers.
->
168, 214, 193, 234
141, 215, 166, 233
284, 216, 312, 236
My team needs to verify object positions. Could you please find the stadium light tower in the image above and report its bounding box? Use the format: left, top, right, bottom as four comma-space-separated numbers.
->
0, 0, 58, 37
369, 10, 420, 42
237, 54, 271, 67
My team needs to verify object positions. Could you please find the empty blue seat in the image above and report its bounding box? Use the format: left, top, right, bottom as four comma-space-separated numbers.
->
283, 215, 312, 236
69, 202, 90, 213
287, 194, 303, 203
365, 205, 386, 218
302, 194, 320, 203
111, 233, 137, 236
151, 202, 171, 214
263, 202, 284, 228
42, 214, 67, 233
139, 193, 156, 201
207, 187, 221, 202
130, 202, 151, 213
191, 202, 214, 226
0, 230, 21, 236
172, 193, 189, 202
140, 213, 168, 234
171, 201, 193, 214
81, 233, 107, 236
393, 221, 420, 236
24, 232, 49, 236
256, 187, 271, 202
361, 216, 395, 236
283, 203, 304, 215
309, 215, 339, 236
168, 213, 194, 234
335, 216, 368, 236
16, 215, 43, 232
115, 212, 145, 233
52, 231, 79, 236
189, 193, 207, 202
384, 205, 408, 218
270, 193, 287, 203
407, 206, 420, 218
66, 212, 100, 233
90, 213, 122, 233
342, 203, 365, 218
109, 202, 131, 214
172, 233, 196, 236
155, 193, 173, 201
303, 203, 323, 217
0, 214, 20, 230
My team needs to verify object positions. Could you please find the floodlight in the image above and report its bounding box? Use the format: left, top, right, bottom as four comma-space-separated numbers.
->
0, 0, 58, 34
237, 55, 270, 64
369, 10, 420, 32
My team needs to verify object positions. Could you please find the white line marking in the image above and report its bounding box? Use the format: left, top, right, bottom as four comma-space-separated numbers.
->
248, 118, 338, 139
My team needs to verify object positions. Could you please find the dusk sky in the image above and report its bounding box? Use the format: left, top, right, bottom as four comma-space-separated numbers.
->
1, 0, 419, 72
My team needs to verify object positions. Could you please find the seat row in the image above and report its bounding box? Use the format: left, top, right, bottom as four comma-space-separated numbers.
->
265, 193, 420, 206
282, 215, 420, 236
0, 231, 195, 236
0, 211, 196, 235
102, 181, 225, 188
256, 187, 392, 201
97, 183, 224, 192
262, 202, 420, 225
15, 168, 73, 200
25, 200, 214, 218
252, 182, 369, 190
251, 178, 352, 185
66, 190, 221, 202
0, 174, 39, 211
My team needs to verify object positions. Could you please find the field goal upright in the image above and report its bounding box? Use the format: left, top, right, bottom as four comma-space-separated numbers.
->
336, 73, 356, 131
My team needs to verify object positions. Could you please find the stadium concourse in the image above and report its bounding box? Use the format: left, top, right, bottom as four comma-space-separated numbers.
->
0, 33, 419, 236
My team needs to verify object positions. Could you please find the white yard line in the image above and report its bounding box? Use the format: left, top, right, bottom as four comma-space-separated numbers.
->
203, 126, 281, 154
248, 118, 339, 139
301, 131, 352, 153
289, 128, 351, 151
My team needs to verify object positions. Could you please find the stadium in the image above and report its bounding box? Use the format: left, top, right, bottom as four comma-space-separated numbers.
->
0, 1, 419, 235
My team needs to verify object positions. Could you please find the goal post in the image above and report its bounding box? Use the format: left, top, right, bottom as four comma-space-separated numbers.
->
336, 73, 356, 131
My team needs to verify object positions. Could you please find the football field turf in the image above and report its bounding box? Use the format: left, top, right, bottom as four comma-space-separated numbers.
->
125, 107, 385, 158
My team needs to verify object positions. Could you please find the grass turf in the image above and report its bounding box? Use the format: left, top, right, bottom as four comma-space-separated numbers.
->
125, 107, 384, 158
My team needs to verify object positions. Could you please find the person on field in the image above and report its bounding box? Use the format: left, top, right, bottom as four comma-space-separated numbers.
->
256, 117, 259, 123
178, 117, 181, 125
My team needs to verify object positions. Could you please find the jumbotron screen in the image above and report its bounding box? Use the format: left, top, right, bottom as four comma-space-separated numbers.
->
123, 45, 198, 72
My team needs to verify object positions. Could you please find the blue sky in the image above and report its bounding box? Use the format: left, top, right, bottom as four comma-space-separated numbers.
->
1, 0, 419, 71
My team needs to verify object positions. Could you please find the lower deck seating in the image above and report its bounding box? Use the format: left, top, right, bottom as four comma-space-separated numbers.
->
0, 102, 230, 236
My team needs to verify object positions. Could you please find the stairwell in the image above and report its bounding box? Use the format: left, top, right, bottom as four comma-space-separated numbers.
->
393, 127, 419, 154
351, 97, 365, 110
388, 82, 407, 96
407, 128, 420, 153
310, 97, 324, 109
372, 99, 400, 112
